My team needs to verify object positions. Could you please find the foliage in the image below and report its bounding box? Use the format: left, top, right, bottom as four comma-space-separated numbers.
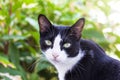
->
0, 0, 120, 80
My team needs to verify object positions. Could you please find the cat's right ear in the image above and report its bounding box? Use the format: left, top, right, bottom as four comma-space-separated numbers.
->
38, 14, 52, 33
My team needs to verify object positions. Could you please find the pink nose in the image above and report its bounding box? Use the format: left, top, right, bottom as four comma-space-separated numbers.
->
52, 54, 59, 59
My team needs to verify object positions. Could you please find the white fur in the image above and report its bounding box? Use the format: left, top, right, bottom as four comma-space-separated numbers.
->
56, 50, 84, 80
42, 34, 84, 80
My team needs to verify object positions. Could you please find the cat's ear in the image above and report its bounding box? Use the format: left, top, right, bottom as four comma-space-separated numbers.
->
38, 14, 52, 32
70, 18, 85, 39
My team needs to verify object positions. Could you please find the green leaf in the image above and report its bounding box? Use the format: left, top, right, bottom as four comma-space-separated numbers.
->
23, 43, 37, 56
8, 43, 20, 67
25, 17, 39, 31
2, 35, 27, 40
35, 55, 51, 72
30, 31, 40, 45
8, 43, 27, 80
0, 67, 22, 79
83, 29, 105, 41
0, 54, 15, 68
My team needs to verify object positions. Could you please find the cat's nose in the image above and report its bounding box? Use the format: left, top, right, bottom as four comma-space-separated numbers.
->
52, 54, 59, 59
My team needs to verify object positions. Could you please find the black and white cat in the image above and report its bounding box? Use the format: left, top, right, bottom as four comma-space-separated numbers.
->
38, 14, 120, 80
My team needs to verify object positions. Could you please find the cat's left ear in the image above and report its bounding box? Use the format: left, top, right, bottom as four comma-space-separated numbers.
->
38, 14, 52, 33
70, 18, 85, 39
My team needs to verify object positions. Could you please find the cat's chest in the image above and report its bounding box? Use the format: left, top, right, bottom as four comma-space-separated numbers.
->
54, 51, 84, 80
55, 64, 72, 80
57, 66, 69, 80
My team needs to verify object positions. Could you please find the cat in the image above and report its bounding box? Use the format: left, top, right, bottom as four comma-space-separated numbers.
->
38, 14, 120, 80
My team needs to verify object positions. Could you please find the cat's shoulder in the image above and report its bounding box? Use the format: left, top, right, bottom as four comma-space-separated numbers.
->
80, 39, 120, 64
80, 39, 104, 52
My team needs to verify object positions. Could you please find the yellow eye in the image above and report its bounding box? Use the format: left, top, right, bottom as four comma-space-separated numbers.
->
45, 40, 52, 46
63, 43, 71, 48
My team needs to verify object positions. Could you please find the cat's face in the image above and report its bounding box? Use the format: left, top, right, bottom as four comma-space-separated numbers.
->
38, 14, 85, 66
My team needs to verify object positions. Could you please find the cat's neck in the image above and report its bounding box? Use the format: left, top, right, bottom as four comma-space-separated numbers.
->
54, 50, 84, 80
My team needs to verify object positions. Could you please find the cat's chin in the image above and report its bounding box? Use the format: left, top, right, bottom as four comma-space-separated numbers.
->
48, 58, 66, 66
51, 60, 60, 64
49, 60, 60, 65
49, 58, 63, 64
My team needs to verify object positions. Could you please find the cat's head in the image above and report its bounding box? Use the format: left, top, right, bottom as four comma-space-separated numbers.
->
38, 14, 85, 66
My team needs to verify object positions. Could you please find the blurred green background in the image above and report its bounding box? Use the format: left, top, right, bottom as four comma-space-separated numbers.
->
0, 0, 120, 80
